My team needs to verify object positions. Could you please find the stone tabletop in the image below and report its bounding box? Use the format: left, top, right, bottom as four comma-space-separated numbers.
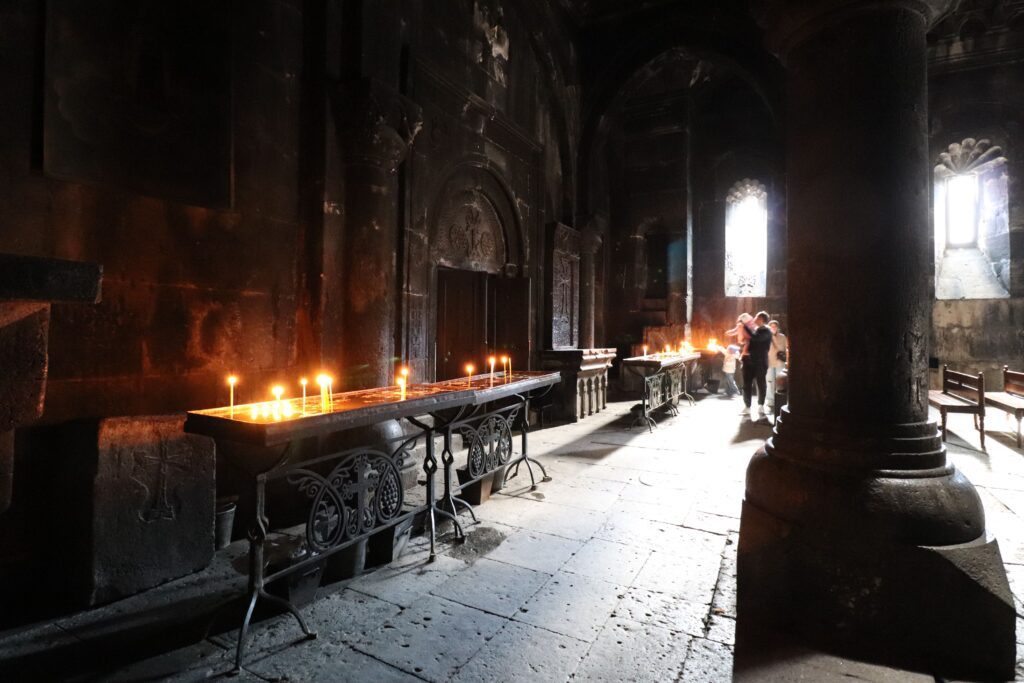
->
185, 371, 561, 447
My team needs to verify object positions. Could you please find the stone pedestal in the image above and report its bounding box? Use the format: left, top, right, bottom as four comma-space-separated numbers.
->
52, 415, 216, 607
737, 2, 1015, 679
541, 348, 615, 422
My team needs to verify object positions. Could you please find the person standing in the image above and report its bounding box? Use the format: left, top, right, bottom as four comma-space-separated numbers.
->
766, 319, 788, 410
742, 311, 773, 418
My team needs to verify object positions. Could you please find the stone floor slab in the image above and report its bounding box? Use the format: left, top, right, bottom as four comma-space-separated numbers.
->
346, 595, 505, 683
484, 528, 584, 574
680, 637, 734, 682
571, 616, 692, 682
514, 571, 624, 642
560, 537, 650, 585
430, 557, 550, 618
612, 586, 708, 638
452, 620, 589, 682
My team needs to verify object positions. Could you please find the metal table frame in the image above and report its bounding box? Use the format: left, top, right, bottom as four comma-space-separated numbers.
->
622, 353, 699, 432
185, 372, 558, 674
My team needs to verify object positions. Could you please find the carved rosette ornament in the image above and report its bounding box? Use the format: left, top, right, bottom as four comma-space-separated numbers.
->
935, 137, 1006, 178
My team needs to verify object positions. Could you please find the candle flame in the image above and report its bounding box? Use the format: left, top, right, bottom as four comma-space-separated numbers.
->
465, 363, 474, 375
316, 373, 331, 388
227, 375, 237, 386
300, 377, 308, 386
272, 385, 284, 400
400, 367, 409, 378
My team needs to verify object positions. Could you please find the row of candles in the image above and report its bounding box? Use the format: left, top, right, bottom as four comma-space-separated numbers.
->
227, 372, 340, 420
464, 355, 513, 388
224, 354, 515, 421
641, 338, 722, 357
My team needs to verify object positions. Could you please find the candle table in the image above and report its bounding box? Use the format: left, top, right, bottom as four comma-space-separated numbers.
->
185, 370, 558, 673
621, 352, 700, 432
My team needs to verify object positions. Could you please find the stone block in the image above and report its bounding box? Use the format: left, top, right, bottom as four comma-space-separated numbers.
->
0, 303, 49, 433
53, 414, 216, 607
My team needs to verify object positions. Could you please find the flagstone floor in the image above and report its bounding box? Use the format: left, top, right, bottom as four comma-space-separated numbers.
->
5, 392, 1024, 681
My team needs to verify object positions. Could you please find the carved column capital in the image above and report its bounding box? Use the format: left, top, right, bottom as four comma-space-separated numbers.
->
332, 78, 423, 174
755, 0, 955, 59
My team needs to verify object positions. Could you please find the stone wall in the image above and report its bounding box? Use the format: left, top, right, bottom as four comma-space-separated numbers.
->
928, 5, 1024, 386
0, 0, 579, 622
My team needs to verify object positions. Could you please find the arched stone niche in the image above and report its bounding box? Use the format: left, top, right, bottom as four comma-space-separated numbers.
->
402, 162, 527, 380
429, 164, 524, 274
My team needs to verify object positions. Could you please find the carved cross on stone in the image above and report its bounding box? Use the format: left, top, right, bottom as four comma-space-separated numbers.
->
130, 441, 188, 523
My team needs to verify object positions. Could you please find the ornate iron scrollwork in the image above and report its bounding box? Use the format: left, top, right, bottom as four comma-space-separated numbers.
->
287, 448, 406, 553
461, 409, 518, 479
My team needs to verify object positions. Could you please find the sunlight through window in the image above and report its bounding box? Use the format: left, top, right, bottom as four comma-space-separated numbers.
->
945, 173, 978, 247
725, 179, 768, 297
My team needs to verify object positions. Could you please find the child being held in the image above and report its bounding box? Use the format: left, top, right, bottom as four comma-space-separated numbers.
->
721, 344, 741, 397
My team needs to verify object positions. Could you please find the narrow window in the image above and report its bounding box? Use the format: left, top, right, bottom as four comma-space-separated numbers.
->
934, 138, 1009, 300
725, 179, 767, 297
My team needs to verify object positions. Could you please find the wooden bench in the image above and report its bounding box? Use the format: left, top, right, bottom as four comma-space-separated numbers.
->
984, 366, 1024, 448
928, 365, 985, 449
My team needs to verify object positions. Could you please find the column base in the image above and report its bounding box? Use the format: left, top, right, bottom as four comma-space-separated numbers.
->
737, 495, 1016, 680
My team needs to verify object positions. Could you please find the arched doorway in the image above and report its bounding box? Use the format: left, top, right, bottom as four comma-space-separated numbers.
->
427, 164, 529, 380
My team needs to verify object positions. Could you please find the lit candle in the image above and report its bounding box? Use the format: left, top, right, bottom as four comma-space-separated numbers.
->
507, 356, 512, 381
642, 345, 648, 357
227, 375, 238, 417
300, 377, 308, 415
400, 366, 410, 381
466, 363, 474, 388
665, 344, 671, 355
271, 385, 284, 421
397, 376, 406, 400
251, 404, 260, 420
489, 356, 496, 385
316, 374, 331, 413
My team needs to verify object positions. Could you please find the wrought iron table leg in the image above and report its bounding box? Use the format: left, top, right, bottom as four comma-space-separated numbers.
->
229, 482, 316, 675
503, 397, 550, 490
679, 362, 696, 406
441, 427, 477, 524
424, 429, 440, 561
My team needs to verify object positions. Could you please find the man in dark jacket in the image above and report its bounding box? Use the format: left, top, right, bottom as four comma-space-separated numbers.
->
742, 311, 774, 418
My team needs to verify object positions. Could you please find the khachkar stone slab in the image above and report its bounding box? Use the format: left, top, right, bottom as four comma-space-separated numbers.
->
546, 223, 580, 350
542, 348, 615, 422
56, 415, 216, 607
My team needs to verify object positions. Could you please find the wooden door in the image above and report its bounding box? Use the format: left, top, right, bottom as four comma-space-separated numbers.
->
491, 276, 532, 370
436, 268, 490, 380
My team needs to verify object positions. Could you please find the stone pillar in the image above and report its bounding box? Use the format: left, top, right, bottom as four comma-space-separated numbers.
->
737, 2, 1015, 679
579, 227, 601, 349
331, 79, 421, 390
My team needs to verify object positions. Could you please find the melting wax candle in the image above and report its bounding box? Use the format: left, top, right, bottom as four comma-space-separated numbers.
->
465, 363, 474, 388
227, 375, 238, 417
397, 376, 406, 400
316, 374, 331, 413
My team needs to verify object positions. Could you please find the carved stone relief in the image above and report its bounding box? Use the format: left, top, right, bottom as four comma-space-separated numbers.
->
548, 223, 580, 349
433, 189, 507, 273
